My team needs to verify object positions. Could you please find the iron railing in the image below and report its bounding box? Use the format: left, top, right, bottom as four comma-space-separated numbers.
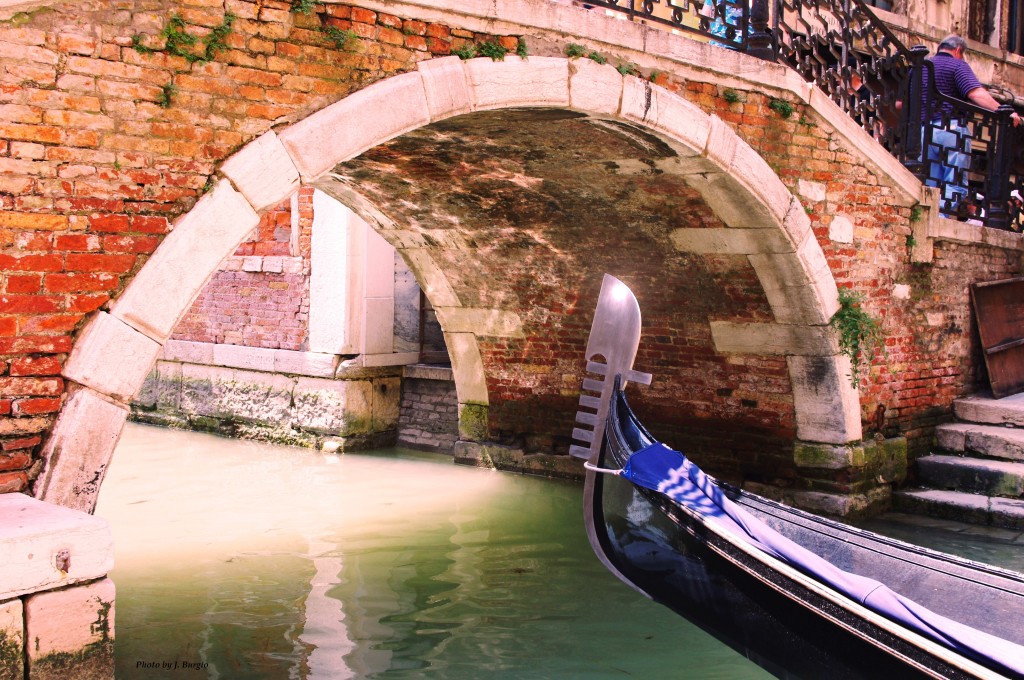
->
575, 0, 1023, 231
578, 0, 754, 50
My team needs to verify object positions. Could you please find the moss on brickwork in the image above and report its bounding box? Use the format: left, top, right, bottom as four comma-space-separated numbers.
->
0, 629, 23, 680
792, 436, 907, 497
30, 641, 113, 680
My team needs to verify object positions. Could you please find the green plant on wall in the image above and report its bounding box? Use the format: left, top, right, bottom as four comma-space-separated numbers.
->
322, 26, 358, 50
452, 43, 477, 59
130, 13, 235, 107
156, 82, 177, 108
160, 13, 234, 63
291, 0, 317, 14
565, 43, 587, 58
768, 98, 794, 118
132, 13, 235, 74
478, 41, 508, 61
830, 287, 887, 388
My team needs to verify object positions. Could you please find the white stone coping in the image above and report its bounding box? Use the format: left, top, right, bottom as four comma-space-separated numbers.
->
111, 180, 260, 342
336, 0, 918, 209
928, 214, 1024, 251
220, 130, 301, 213
34, 386, 129, 513
0, 493, 114, 600
710, 321, 838, 356
159, 341, 425, 377
433, 307, 524, 338
161, 340, 340, 378
64, 311, 161, 403
358, 351, 421, 368
221, 255, 306, 274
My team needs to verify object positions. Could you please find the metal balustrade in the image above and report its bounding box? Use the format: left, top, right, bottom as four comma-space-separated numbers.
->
575, 0, 1023, 231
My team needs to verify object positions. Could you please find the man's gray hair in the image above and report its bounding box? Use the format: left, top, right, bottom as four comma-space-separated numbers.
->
938, 34, 968, 53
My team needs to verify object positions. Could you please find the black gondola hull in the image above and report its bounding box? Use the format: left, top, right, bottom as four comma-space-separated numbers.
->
584, 388, 1024, 680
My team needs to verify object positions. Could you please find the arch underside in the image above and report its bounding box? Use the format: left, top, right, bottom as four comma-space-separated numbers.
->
41, 57, 857, 512
314, 106, 845, 483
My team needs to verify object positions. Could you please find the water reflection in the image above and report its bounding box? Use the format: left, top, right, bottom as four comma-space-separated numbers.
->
97, 424, 772, 679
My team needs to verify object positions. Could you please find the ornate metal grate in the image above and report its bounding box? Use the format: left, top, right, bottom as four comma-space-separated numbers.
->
572, 0, 1023, 231
577, 0, 750, 49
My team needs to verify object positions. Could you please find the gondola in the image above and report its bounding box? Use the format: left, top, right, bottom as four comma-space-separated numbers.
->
570, 275, 1024, 679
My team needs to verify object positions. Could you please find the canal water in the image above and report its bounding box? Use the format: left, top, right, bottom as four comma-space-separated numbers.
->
96, 423, 1024, 679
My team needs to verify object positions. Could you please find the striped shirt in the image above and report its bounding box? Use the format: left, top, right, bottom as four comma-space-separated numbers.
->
922, 52, 983, 119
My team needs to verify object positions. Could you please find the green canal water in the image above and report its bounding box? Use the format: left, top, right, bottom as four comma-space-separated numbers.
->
96, 423, 1024, 679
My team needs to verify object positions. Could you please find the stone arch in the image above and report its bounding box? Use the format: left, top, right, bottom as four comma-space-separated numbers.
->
36, 56, 857, 512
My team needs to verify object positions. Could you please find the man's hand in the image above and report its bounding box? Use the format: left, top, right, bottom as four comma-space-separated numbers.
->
967, 87, 1021, 125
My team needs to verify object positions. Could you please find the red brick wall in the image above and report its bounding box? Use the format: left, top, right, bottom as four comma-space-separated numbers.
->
0, 0, 517, 492
0, 1, 1020, 496
170, 187, 313, 350
675, 80, 1018, 460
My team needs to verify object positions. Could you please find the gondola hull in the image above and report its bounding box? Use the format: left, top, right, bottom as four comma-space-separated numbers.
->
592, 440, 951, 678
573, 275, 1024, 680
585, 389, 1024, 679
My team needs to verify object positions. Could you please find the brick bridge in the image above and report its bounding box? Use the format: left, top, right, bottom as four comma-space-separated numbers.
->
3, 0, 1023, 517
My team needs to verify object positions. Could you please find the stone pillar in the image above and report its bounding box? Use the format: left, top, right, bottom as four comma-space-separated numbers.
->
309, 188, 359, 355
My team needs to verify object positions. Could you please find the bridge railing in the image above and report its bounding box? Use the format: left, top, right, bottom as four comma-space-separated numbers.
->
575, 0, 1023, 231
577, 0, 753, 50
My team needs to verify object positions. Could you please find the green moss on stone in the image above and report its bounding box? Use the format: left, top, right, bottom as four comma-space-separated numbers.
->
793, 442, 861, 469
31, 641, 113, 680
0, 629, 23, 680
863, 436, 908, 485
458, 403, 488, 441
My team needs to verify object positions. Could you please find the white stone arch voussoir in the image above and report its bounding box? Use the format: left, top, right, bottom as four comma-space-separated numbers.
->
40, 55, 855, 512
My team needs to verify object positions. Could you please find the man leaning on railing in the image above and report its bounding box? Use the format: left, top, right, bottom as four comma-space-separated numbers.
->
922, 34, 1021, 212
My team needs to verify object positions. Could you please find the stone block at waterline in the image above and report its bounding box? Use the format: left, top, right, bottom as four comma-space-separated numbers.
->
25, 578, 114, 680
291, 377, 372, 435
0, 493, 113, 601
794, 436, 907, 485
453, 442, 584, 479
178, 365, 294, 426
372, 377, 401, 431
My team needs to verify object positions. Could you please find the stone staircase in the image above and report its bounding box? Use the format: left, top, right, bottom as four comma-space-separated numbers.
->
893, 393, 1024, 529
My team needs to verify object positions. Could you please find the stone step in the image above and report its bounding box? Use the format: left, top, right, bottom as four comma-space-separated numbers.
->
915, 454, 1024, 497
954, 393, 1024, 428
892, 489, 1024, 531
934, 422, 1024, 462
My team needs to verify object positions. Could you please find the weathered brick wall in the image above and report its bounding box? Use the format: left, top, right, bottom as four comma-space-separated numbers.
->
674, 79, 1019, 463
171, 187, 312, 350
1, 0, 1022, 499
170, 267, 309, 348
0, 0, 519, 493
